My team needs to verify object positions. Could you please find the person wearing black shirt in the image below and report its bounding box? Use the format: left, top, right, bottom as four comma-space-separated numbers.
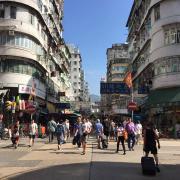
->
143, 122, 161, 172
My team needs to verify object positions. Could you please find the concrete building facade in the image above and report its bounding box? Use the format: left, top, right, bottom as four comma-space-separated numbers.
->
68, 44, 90, 112
127, 0, 180, 132
102, 43, 130, 115
0, 0, 71, 123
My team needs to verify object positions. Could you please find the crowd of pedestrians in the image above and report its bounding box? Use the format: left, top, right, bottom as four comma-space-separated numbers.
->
94, 117, 143, 152
0, 115, 161, 172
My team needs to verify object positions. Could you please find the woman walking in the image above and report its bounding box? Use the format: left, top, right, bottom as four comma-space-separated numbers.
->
143, 121, 161, 172
116, 122, 126, 155
56, 120, 65, 150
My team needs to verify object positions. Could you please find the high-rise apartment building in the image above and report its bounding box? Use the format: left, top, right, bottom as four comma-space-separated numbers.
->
68, 44, 82, 102
104, 43, 130, 115
68, 44, 90, 112
127, 0, 180, 129
0, 0, 70, 122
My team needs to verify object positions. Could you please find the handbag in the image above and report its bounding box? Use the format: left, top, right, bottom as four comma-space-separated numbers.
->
72, 136, 77, 145
123, 130, 128, 140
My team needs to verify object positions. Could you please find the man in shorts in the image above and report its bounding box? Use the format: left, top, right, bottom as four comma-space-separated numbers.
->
29, 119, 38, 147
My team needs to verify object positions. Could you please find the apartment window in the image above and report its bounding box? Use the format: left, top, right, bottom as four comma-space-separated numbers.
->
37, 0, 43, 12
37, 22, 40, 31
74, 61, 77, 65
172, 59, 179, 72
154, 57, 180, 76
164, 27, 180, 45
25, 37, 29, 48
73, 68, 77, 71
74, 75, 77, 79
30, 14, 35, 25
154, 4, 160, 21
20, 36, 24, 47
15, 36, 20, 46
0, 5, 5, 18
10, 6, 17, 19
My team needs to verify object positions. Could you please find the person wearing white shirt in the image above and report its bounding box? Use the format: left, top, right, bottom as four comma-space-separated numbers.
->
29, 119, 38, 147
81, 118, 90, 155
86, 119, 92, 139
135, 121, 142, 145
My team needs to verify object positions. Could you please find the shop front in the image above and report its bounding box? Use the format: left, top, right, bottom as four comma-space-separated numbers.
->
146, 87, 180, 137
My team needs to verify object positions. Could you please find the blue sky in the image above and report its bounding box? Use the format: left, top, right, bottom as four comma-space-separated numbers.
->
63, 0, 133, 95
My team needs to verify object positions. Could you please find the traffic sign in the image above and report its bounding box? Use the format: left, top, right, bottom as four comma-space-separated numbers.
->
128, 102, 137, 111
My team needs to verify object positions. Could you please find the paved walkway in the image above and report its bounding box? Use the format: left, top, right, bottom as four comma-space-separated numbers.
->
0, 138, 180, 180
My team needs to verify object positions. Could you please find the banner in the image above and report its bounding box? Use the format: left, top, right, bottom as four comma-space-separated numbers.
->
100, 82, 130, 94
124, 72, 132, 88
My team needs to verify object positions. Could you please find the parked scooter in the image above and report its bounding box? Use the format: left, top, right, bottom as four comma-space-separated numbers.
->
2, 128, 11, 140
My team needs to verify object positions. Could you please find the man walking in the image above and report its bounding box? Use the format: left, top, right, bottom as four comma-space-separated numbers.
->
47, 117, 57, 143
29, 119, 38, 147
95, 119, 103, 149
125, 118, 136, 151
102, 117, 111, 143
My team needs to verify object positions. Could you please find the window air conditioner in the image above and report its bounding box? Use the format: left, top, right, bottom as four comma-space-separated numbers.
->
9, 30, 15, 36
42, 26, 46, 31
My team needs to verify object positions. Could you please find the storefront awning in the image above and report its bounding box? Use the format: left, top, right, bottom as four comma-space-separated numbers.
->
147, 87, 180, 107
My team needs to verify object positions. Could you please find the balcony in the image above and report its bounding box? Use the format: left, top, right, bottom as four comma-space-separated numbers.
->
153, 72, 180, 89
0, 19, 47, 50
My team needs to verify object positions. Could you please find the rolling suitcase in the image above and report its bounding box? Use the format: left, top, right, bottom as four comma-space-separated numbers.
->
102, 139, 108, 149
101, 135, 108, 149
141, 156, 156, 176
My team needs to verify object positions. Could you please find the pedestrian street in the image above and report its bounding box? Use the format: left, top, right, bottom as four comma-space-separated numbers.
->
0, 137, 180, 180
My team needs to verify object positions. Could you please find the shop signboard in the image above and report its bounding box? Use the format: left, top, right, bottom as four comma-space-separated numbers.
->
19, 85, 31, 94
18, 85, 46, 99
100, 82, 130, 94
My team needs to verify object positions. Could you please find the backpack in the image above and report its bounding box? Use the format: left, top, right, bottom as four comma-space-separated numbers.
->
56, 124, 64, 135
48, 121, 56, 132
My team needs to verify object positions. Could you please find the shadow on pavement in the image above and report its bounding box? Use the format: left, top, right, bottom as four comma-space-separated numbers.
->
1, 144, 28, 149
7, 162, 180, 180
32, 148, 56, 151
50, 151, 80, 155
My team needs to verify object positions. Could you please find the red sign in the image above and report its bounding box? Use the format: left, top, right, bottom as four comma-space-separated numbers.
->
25, 105, 36, 114
128, 102, 137, 111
